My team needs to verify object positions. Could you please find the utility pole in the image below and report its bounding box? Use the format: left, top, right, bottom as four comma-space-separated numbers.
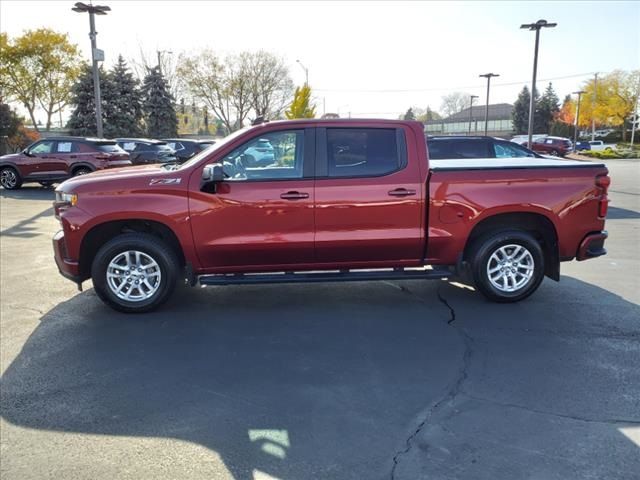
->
573, 90, 586, 152
479, 73, 499, 136
630, 75, 640, 147
469, 94, 479, 135
72, 2, 110, 138
521, 19, 557, 147
591, 73, 598, 141
296, 59, 309, 85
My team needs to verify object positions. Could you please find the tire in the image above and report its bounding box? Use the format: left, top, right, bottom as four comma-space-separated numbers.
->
550, 150, 559, 156
73, 167, 92, 177
1, 167, 22, 190
468, 230, 545, 303
91, 233, 180, 313
39, 181, 54, 188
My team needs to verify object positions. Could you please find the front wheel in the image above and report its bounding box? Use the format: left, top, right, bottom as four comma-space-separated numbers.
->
91, 233, 180, 313
1, 167, 22, 190
469, 230, 545, 303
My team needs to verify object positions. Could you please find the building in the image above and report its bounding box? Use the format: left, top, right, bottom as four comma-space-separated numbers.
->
424, 103, 514, 137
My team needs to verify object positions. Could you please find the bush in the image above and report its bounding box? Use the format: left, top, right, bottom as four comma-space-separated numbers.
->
580, 149, 637, 159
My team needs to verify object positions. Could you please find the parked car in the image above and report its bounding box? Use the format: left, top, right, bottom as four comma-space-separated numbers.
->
241, 137, 276, 167
575, 141, 591, 151
510, 134, 546, 145
0, 137, 131, 190
526, 136, 573, 157
115, 139, 177, 165
588, 140, 617, 152
53, 119, 610, 313
162, 139, 216, 163
427, 136, 543, 160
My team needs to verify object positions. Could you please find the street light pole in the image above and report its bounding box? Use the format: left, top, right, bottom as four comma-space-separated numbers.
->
296, 59, 309, 85
72, 2, 110, 138
469, 94, 478, 135
521, 19, 557, 147
573, 90, 586, 152
591, 73, 598, 141
479, 73, 499, 136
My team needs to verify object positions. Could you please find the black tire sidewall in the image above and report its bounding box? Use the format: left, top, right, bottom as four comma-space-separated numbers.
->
1, 167, 22, 190
470, 230, 545, 303
73, 168, 92, 177
91, 233, 179, 313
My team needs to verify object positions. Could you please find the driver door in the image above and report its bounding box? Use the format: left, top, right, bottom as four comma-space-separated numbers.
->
189, 128, 315, 271
23, 140, 56, 179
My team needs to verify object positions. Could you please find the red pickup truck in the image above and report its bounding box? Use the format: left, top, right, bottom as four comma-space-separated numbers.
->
52, 119, 609, 313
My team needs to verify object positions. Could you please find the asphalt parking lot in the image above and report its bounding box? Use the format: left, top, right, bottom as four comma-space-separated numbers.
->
1, 159, 639, 480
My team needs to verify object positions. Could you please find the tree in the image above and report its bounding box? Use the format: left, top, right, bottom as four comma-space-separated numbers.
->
108, 55, 143, 137
512, 86, 531, 134
511, 85, 548, 134
245, 51, 293, 119
285, 85, 316, 119
67, 64, 111, 136
536, 83, 560, 134
403, 108, 416, 121
141, 66, 177, 137
440, 92, 471, 117
0, 29, 82, 131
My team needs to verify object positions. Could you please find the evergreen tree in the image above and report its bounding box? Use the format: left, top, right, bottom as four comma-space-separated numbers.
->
285, 85, 316, 119
141, 66, 177, 138
403, 108, 416, 121
107, 55, 143, 137
512, 86, 531, 134
67, 64, 112, 136
537, 83, 560, 134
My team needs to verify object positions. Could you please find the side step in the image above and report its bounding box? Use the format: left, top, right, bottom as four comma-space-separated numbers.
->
199, 267, 451, 286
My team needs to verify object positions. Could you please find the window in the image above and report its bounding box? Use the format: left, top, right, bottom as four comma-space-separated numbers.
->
222, 130, 304, 181
167, 142, 184, 151
493, 141, 535, 158
96, 143, 124, 153
121, 142, 137, 151
30, 141, 54, 154
326, 128, 400, 177
428, 139, 490, 159
56, 141, 75, 153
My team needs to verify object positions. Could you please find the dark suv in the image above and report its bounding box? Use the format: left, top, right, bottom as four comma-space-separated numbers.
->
0, 137, 131, 190
427, 136, 543, 160
115, 139, 177, 165
526, 136, 573, 157
162, 139, 216, 163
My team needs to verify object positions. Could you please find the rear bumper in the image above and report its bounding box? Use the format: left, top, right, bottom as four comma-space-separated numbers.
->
576, 231, 608, 261
53, 230, 82, 283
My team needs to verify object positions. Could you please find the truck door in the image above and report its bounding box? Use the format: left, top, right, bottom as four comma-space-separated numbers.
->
314, 126, 424, 264
189, 128, 315, 270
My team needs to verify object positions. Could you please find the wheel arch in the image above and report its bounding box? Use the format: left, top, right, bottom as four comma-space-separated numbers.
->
79, 219, 186, 279
464, 211, 560, 281
70, 162, 96, 175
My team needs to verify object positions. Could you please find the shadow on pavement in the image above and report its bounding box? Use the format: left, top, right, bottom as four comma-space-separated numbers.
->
607, 206, 640, 220
0, 186, 56, 201
1, 277, 639, 479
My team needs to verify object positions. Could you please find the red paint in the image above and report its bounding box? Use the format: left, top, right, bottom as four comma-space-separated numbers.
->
52, 119, 608, 284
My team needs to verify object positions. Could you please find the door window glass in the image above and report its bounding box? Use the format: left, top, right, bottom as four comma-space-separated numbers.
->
56, 141, 75, 153
222, 130, 304, 181
326, 128, 399, 177
493, 141, 535, 158
30, 141, 54, 154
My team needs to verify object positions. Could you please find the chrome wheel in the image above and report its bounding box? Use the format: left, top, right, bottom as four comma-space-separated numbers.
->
487, 244, 535, 293
1, 169, 18, 189
106, 250, 162, 302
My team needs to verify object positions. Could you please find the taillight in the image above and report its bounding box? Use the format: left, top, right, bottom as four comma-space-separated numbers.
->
95, 153, 111, 160
596, 174, 610, 218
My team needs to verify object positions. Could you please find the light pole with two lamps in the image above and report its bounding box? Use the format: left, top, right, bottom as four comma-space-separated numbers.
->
479, 73, 499, 136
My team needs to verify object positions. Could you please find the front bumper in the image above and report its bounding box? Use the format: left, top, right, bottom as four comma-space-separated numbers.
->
53, 230, 82, 283
576, 231, 608, 261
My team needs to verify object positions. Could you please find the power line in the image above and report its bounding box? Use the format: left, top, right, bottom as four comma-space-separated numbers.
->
315, 71, 598, 94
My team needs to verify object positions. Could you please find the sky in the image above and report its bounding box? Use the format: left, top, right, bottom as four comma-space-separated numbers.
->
1, 0, 639, 124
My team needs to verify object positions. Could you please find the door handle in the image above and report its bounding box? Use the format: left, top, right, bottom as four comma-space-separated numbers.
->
388, 188, 416, 197
280, 191, 309, 200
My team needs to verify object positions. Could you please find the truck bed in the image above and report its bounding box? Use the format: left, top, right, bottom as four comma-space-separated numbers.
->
429, 158, 606, 171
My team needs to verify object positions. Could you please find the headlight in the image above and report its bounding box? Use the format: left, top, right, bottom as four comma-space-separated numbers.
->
55, 192, 78, 206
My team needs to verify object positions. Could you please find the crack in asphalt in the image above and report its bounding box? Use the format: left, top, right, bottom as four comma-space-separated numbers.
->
462, 393, 640, 425
389, 284, 473, 480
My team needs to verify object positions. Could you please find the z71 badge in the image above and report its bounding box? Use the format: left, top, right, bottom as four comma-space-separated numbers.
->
149, 178, 181, 185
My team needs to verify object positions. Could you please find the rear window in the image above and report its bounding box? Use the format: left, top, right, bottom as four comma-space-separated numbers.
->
427, 139, 490, 159
326, 128, 401, 177
96, 143, 125, 153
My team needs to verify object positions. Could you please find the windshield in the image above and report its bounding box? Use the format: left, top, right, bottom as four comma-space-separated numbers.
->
176, 128, 251, 170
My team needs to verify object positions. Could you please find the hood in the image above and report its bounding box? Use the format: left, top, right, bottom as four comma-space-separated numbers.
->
57, 164, 179, 192
0, 153, 23, 162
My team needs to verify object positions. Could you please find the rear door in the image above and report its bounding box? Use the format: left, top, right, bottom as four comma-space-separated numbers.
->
314, 126, 424, 264
46, 140, 77, 178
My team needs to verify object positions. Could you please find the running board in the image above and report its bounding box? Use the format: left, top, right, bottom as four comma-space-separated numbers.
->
198, 267, 451, 286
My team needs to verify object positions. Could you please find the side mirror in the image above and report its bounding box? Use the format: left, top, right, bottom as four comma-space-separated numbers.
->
23, 149, 34, 157
202, 164, 225, 183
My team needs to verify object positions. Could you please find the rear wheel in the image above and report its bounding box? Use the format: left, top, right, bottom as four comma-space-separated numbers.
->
550, 149, 559, 156
73, 167, 92, 177
469, 230, 545, 303
1, 167, 22, 190
91, 233, 180, 313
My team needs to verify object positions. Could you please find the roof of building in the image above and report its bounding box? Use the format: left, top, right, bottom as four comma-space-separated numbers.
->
426, 103, 513, 124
